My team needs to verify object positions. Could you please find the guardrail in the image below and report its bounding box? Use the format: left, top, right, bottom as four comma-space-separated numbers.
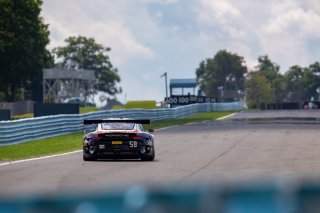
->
0, 102, 245, 146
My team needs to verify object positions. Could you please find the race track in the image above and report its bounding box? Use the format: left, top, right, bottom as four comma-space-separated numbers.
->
1, 110, 320, 196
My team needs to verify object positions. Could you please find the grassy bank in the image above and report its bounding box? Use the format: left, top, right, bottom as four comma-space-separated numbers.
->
0, 111, 235, 161
113, 100, 157, 110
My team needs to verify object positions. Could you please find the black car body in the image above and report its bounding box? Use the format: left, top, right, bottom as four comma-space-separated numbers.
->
83, 119, 155, 161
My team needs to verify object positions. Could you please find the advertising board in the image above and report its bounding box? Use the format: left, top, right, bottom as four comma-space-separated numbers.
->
165, 96, 216, 105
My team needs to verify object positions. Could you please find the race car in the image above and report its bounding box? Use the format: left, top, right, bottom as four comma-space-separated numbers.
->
83, 118, 155, 161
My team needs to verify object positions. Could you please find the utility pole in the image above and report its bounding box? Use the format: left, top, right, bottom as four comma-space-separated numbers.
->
161, 72, 168, 98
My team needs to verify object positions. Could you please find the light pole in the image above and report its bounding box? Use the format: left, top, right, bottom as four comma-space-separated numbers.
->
161, 72, 168, 98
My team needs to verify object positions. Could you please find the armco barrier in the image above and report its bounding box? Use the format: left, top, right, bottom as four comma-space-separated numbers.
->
0, 102, 245, 146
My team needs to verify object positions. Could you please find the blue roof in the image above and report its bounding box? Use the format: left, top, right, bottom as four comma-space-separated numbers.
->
170, 78, 196, 88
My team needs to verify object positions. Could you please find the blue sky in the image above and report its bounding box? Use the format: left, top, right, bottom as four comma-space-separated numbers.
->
42, 0, 320, 104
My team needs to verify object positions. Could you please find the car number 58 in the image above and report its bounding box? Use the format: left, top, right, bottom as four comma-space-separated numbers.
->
129, 141, 138, 148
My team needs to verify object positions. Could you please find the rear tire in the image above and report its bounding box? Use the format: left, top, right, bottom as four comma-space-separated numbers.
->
141, 155, 155, 161
141, 147, 155, 161
83, 155, 96, 161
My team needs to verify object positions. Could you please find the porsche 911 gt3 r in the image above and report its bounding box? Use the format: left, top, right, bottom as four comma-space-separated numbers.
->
83, 119, 155, 161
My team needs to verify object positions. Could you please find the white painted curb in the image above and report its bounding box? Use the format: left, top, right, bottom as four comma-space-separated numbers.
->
217, 112, 237, 120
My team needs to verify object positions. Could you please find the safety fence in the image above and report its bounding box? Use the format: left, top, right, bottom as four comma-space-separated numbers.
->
0, 102, 245, 146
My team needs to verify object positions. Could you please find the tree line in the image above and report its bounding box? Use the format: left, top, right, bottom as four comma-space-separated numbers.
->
196, 50, 320, 108
1, 0, 319, 107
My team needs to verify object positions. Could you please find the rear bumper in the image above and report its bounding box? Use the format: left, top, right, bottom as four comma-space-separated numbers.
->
83, 145, 154, 159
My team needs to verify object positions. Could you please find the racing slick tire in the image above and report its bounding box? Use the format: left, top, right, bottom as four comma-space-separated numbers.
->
83, 155, 96, 161
141, 147, 155, 161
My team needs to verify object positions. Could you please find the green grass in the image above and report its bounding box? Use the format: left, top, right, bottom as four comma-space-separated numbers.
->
112, 105, 125, 110
125, 100, 157, 109
0, 133, 83, 161
80, 106, 98, 114
113, 100, 157, 110
0, 111, 235, 161
11, 113, 33, 120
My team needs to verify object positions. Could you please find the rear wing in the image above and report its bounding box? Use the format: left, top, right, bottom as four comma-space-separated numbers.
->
83, 119, 151, 125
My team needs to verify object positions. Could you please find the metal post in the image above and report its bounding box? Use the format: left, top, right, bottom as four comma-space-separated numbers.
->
165, 72, 168, 98
161, 72, 168, 98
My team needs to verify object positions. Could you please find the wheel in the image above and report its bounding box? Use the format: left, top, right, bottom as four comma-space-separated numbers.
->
141, 147, 155, 161
83, 155, 96, 161
141, 155, 155, 161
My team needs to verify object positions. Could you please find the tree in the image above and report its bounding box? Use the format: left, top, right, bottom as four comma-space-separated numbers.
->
282, 63, 320, 102
307, 62, 320, 100
254, 55, 285, 102
196, 50, 247, 99
272, 74, 286, 102
283, 65, 306, 102
255, 55, 280, 82
245, 72, 274, 108
53, 36, 121, 98
0, 0, 53, 102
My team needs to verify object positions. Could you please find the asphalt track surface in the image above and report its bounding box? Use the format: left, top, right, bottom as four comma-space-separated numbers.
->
1, 110, 320, 196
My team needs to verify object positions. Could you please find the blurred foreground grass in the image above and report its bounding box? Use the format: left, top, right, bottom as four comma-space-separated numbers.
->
0, 111, 235, 161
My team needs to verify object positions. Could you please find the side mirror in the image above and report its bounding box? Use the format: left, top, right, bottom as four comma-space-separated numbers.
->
148, 128, 155, 133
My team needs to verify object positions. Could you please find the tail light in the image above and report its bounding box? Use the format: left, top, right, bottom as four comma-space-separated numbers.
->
133, 136, 144, 140
88, 134, 102, 140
